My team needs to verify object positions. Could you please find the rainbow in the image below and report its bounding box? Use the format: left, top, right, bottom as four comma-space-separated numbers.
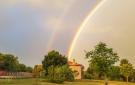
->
68, 0, 107, 60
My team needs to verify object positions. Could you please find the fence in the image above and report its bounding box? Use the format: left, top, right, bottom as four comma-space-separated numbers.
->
0, 71, 33, 79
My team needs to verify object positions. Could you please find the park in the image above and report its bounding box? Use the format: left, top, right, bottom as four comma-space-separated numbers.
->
0, 42, 135, 85
0, 0, 135, 85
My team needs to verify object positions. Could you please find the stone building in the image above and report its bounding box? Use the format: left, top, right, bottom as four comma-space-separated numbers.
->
68, 60, 84, 80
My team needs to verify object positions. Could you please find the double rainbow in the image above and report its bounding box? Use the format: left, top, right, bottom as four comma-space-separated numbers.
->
68, 0, 107, 59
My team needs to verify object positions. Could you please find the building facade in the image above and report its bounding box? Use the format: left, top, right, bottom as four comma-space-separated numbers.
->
68, 60, 84, 80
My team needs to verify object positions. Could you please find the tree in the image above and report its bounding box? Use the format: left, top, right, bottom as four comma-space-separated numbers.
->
108, 66, 121, 81
0, 53, 33, 72
47, 65, 74, 83
18, 64, 27, 72
120, 59, 128, 66
42, 50, 74, 83
33, 65, 43, 77
120, 59, 133, 82
84, 63, 100, 79
42, 50, 67, 75
62, 65, 74, 82
130, 69, 135, 82
86, 42, 119, 85
0, 54, 20, 72
0, 53, 5, 70
25, 67, 33, 73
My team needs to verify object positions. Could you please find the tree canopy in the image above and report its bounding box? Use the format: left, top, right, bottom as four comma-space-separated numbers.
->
42, 50, 67, 75
120, 59, 133, 82
85, 42, 119, 85
86, 42, 119, 75
0, 53, 32, 72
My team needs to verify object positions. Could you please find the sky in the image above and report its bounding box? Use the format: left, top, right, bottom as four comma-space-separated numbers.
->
70, 0, 135, 69
0, 0, 135, 68
0, 0, 100, 66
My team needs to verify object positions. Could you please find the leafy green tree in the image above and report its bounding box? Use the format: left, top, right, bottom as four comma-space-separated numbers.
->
130, 69, 135, 82
62, 65, 74, 82
108, 66, 121, 80
42, 50, 67, 75
25, 67, 33, 73
120, 59, 128, 66
47, 65, 74, 83
120, 59, 133, 82
42, 50, 74, 83
18, 64, 27, 72
0, 53, 33, 72
47, 66, 65, 83
86, 42, 119, 85
0, 53, 5, 70
1, 54, 19, 72
85, 63, 100, 79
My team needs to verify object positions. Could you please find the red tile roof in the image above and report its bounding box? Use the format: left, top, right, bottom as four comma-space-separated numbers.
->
68, 61, 83, 66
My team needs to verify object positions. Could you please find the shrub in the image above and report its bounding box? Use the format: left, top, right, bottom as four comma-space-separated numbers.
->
47, 66, 64, 84
61, 65, 74, 82
47, 65, 74, 83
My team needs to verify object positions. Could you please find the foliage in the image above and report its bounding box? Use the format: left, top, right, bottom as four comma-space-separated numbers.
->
108, 66, 121, 81
47, 65, 74, 83
0, 53, 33, 72
25, 66, 33, 73
84, 71, 93, 79
42, 50, 74, 83
84, 64, 101, 79
42, 50, 67, 75
130, 69, 135, 82
85, 42, 119, 85
120, 59, 129, 66
47, 66, 65, 83
0, 53, 19, 72
120, 59, 133, 82
61, 65, 74, 82
86, 42, 119, 75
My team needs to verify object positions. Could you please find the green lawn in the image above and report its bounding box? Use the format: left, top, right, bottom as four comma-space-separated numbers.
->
0, 79, 135, 85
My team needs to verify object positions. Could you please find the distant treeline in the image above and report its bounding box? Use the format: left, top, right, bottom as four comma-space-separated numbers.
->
0, 53, 33, 72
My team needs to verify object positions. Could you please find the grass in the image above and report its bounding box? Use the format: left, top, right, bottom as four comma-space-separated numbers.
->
0, 79, 135, 85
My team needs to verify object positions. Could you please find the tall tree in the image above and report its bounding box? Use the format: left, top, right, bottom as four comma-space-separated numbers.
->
86, 42, 119, 85
120, 59, 133, 82
42, 50, 67, 75
1, 54, 19, 72
0, 53, 33, 72
0, 53, 5, 70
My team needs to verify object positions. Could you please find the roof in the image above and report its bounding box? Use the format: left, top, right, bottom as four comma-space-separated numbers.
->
68, 61, 83, 66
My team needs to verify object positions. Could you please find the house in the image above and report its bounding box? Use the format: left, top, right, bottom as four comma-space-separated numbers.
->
68, 59, 84, 80
32, 60, 84, 80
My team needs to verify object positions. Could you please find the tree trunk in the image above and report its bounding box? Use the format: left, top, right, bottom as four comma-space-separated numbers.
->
126, 76, 128, 83
104, 74, 108, 85
52, 66, 55, 80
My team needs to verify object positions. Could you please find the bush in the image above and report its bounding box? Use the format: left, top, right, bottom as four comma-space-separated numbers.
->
84, 71, 92, 79
47, 65, 74, 84
47, 66, 64, 84
61, 65, 74, 82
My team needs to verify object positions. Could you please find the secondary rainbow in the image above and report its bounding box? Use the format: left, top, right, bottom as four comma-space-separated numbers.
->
68, 0, 107, 60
